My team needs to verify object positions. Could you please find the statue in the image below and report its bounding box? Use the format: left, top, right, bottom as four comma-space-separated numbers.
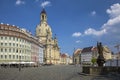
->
97, 42, 105, 67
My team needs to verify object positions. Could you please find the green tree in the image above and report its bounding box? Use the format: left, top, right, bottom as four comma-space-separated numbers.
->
91, 57, 97, 66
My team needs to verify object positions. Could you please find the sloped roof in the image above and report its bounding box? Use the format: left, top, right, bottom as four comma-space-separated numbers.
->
74, 49, 82, 55
61, 54, 67, 58
91, 47, 97, 51
103, 46, 111, 53
81, 46, 93, 53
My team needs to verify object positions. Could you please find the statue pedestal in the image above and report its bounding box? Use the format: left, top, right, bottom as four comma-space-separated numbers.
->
82, 66, 120, 75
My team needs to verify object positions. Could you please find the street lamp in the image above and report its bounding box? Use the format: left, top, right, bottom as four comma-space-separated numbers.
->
49, 44, 52, 64
116, 57, 118, 67
19, 56, 21, 71
19, 32, 21, 71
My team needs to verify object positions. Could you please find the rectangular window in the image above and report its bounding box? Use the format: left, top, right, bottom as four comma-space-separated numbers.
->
5, 37, 7, 40
1, 55, 3, 59
9, 48, 11, 52
19, 56, 21, 59
9, 43, 11, 46
16, 49, 18, 53
20, 50, 21, 53
1, 48, 3, 52
5, 48, 7, 52
1, 37, 3, 40
16, 55, 18, 59
22, 56, 24, 59
9, 55, 11, 59
17, 44, 18, 47
17, 38, 18, 41
1, 43, 3, 46
5, 43, 7, 46
5, 55, 7, 59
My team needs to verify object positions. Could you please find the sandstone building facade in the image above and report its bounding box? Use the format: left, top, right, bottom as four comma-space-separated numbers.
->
36, 9, 60, 64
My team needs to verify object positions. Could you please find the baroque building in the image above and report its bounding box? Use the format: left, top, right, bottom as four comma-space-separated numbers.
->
73, 49, 82, 64
36, 9, 60, 64
60, 53, 73, 65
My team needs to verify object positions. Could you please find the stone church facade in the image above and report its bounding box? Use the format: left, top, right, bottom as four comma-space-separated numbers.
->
36, 9, 60, 64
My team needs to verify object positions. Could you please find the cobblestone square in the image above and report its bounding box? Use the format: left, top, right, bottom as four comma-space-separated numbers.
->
0, 65, 120, 80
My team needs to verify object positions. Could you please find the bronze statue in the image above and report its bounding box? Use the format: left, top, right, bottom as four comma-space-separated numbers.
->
97, 42, 105, 67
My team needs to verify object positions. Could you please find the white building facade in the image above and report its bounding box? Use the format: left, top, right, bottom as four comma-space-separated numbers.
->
0, 23, 44, 67
39, 46, 44, 64
81, 46, 98, 65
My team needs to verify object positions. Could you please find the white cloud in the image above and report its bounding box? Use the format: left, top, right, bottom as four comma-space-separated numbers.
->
102, 3, 120, 38
84, 28, 106, 36
102, 15, 120, 30
91, 11, 96, 16
15, 0, 25, 5
76, 40, 81, 43
106, 3, 120, 18
84, 3, 120, 39
72, 32, 82, 37
41, 1, 51, 8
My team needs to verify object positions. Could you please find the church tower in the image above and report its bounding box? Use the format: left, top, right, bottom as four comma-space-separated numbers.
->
36, 9, 52, 43
36, 9, 60, 64
40, 9, 47, 23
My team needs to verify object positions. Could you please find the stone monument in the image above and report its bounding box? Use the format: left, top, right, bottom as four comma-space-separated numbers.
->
96, 42, 105, 67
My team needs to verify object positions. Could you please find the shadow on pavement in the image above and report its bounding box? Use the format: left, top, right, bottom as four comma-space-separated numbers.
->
78, 72, 120, 80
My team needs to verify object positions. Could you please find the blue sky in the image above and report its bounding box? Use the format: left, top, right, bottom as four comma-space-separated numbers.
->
0, 0, 120, 55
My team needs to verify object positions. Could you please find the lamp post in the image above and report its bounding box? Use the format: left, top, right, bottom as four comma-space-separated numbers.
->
19, 32, 21, 71
49, 44, 52, 64
116, 57, 118, 67
19, 56, 21, 71
114, 44, 120, 72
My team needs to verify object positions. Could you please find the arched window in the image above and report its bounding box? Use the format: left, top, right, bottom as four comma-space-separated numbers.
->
42, 15, 44, 20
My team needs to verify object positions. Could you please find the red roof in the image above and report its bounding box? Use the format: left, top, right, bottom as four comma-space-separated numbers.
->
61, 54, 67, 58
81, 46, 93, 53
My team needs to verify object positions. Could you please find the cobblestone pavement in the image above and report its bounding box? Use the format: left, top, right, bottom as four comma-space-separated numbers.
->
0, 65, 120, 80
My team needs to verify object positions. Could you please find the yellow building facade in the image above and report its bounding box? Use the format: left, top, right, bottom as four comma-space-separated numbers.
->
103, 46, 112, 60
36, 9, 60, 64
